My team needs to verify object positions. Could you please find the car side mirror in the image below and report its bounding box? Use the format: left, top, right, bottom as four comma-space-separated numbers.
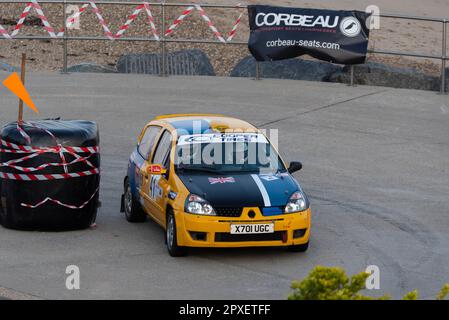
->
147, 164, 167, 175
288, 161, 302, 174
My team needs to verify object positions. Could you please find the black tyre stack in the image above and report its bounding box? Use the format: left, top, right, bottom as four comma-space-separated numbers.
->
0, 120, 100, 230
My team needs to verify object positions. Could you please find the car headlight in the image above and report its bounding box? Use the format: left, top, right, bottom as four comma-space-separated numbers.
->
284, 191, 309, 213
185, 194, 216, 215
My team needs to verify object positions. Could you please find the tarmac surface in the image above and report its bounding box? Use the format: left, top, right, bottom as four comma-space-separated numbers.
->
0, 72, 448, 299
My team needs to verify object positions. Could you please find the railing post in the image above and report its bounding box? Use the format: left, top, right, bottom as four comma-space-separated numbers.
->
62, 0, 68, 74
349, 65, 355, 86
440, 19, 447, 94
160, 2, 167, 77
255, 61, 261, 80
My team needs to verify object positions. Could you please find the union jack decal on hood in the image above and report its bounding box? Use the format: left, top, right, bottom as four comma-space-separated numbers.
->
208, 177, 235, 184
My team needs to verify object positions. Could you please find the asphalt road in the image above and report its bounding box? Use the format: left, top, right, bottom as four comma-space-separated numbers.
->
0, 72, 448, 299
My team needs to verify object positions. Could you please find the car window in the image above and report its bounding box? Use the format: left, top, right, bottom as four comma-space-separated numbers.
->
163, 150, 171, 179
152, 130, 172, 166
174, 133, 286, 174
138, 125, 160, 160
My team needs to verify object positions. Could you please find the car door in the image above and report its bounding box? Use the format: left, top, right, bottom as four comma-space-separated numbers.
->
137, 125, 162, 218
142, 130, 173, 226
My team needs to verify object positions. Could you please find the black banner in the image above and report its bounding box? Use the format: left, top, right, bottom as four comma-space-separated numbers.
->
248, 5, 371, 65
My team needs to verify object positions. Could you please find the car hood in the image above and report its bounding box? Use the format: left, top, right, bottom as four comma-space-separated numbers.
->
178, 172, 300, 208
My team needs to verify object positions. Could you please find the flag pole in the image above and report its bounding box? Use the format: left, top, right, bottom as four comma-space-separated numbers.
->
18, 53, 26, 124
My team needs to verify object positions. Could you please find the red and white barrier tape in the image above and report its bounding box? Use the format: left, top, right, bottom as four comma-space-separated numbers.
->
64, 146, 95, 170
0, 122, 99, 180
195, 5, 226, 43
1, 153, 94, 173
66, 3, 89, 28
164, 5, 236, 43
164, 6, 195, 37
227, 10, 244, 42
1, 2, 33, 39
0, 122, 100, 210
1, 149, 45, 166
16, 120, 59, 147
0, 168, 100, 181
66, 1, 159, 39
1, 139, 99, 154
31, 0, 59, 38
89, 1, 114, 39
0, 146, 97, 175
115, 3, 159, 40
164, 5, 245, 43
21, 187, 99, 209
1, 1, 244, 42
16, 122, 32, 144
10, 2, 33, 39
1, 0, 159, 40
0, 24, 11, 39
6, 0, 60, 39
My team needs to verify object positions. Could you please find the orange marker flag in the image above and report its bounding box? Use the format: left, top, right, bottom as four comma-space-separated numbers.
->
2, 72, 39, 113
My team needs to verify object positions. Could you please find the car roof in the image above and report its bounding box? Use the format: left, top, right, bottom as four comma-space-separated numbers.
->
153, 114, 258, 133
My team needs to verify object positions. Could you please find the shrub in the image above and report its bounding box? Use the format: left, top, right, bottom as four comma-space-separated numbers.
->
437, 284, 449, 300
288, 266, 448, 300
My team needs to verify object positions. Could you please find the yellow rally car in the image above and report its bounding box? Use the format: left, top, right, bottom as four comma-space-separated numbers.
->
120, 114, 311, 256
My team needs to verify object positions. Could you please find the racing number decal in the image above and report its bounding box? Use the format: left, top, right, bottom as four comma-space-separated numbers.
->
149, 175, 163, 200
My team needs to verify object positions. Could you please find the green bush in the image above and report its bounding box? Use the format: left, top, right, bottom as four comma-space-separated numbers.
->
288, 266, 448, 300
437, 284, 449, 300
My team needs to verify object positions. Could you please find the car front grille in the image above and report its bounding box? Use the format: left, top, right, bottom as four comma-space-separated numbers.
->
214, 207, 243, 217
215, 231, 285, 242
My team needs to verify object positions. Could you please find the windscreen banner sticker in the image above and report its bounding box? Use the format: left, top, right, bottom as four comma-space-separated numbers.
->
248, 5, 371, 64
177, 133, 268, 146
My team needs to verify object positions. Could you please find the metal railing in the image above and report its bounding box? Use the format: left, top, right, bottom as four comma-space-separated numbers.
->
367, 13, 448, 94
0, 0, 447, 93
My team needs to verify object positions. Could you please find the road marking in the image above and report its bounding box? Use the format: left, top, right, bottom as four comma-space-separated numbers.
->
257, 89, 388, 127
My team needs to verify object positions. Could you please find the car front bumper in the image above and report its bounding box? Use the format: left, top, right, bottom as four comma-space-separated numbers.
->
175, 207, 311, 248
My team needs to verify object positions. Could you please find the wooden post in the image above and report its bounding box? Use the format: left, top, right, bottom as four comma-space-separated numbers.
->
18, 53, 26, 123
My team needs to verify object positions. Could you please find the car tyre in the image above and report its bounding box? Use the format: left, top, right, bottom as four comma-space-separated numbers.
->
288, 241, 309, 252
123, 179, 146, 223
166, 210, 188, 257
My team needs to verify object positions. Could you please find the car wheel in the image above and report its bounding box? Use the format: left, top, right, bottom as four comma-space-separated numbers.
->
166, 211, 187, 257
288, 241, 309, 252
123, 179, 146, 223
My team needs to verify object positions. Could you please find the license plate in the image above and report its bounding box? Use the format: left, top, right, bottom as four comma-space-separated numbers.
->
230, 223, 274, 234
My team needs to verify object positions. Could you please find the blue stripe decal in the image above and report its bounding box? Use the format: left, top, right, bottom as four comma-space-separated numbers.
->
251, 174, 271, 207
258, 173, 298, 207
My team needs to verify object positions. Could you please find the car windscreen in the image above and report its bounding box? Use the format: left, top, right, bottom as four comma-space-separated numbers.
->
175, 133, 285, 174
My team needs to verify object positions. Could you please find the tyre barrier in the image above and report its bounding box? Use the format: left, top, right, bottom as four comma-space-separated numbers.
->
0, 120, 100, 230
